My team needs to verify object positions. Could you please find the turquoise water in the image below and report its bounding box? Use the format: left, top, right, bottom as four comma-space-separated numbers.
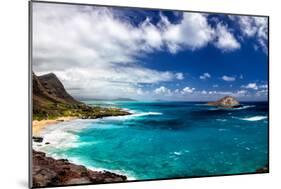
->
36, 101, 269, 180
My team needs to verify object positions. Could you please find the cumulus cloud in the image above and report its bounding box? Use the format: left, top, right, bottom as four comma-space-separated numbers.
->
259, 84, 268, 89
205, 90, 248, 97
199, 72, 211, 80
241, 83, 268, 91
222, 75, 236, 82
242, 83, 258, 90
181, 86, 195, 94
236, 16, 268, 53
214, 23, 240, 51
32, 3, 190, 99
161, 12, 215, 53
154, 86, 171, 95
32, 3, 242, 99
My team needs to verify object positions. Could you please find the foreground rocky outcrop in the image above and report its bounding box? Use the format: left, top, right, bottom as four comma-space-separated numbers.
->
207, 96, 242, 108
32, 150, 127, 187
256, 165, 269, 173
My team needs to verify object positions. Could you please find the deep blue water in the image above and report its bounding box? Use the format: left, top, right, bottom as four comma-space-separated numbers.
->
36, 101, 269, 180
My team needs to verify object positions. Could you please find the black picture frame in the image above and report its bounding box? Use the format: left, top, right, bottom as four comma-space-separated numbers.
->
28, 0, 270, 188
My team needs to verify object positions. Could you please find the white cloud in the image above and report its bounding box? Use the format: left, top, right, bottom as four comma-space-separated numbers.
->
214, 23, 240, 51
175, 72, 184, 80
154, 86, 171, 95
237, 90, 247, 95
205, 90, 248, 97
259, 84, 268, 89
236, 16, 268, 53
222, 75, 236, 81
201, 90, 207, 94
33, 3, 241, 99
161, 13, 215, 53
242, 83, 258, 90
199, 72, 211, 80
181, 86, 195, 94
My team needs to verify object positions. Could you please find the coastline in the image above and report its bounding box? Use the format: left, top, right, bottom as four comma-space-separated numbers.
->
32, 150, 127, 187
32, 116, 78, 136
32, 113, 130, 187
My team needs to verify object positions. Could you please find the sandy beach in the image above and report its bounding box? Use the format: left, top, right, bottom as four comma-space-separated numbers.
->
32, 116, 78, 136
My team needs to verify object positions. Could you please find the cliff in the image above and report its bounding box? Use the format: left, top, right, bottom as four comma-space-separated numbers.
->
32, 72, 130, 120
32, 150, 126, 187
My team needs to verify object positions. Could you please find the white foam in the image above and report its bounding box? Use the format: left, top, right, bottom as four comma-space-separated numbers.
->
103, 111, 163, 120
216, 119, 227, 122
33, 119, 89, 152
232, 105, 256, 110
238, 116, 268, 121
173, 151, 182, 156
41, 150, 137, 180
32, 119, 136, 180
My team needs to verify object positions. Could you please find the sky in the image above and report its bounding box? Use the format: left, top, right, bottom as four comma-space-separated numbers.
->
32, 2, 268, 101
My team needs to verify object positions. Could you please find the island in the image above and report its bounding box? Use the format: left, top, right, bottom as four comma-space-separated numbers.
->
32, 72, 130, 187
207, 96, 242, 108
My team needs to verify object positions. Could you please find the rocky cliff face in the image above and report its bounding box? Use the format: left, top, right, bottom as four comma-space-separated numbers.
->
208, 96, 241, 108
32, 150, 127, 187
33, 72, 81, 119
33, 72, 79, 105
38, 73, 79, 104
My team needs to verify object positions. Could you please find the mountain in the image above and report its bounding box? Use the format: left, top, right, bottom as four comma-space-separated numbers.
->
38, 73, 79, 104
33, 72, 80, 118
32, 72, 130, 120
207, 96, 241, 108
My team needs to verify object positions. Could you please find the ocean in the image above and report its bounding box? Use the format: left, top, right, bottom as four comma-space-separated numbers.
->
34, 101, 269, 180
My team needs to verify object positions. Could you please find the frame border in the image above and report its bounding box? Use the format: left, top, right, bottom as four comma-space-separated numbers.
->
28, 0, 270, 188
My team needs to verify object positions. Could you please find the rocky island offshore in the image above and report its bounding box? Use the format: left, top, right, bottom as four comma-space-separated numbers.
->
32, 72, 130, 187
207, 96, 242, 108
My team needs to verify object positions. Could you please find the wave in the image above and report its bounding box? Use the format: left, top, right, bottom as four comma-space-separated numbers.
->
236, 116, 268, 121
232, 105, 256, 110
103, 111, 163, 120
33, 120, 89, 152
208, 105, 255, 111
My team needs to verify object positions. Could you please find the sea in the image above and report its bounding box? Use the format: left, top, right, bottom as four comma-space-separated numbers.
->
33, 101, 269, 180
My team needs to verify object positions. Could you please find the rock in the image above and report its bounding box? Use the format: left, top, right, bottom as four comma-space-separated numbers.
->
256, 165, 269, 173
207, 96, 241, 108
32, 150, 126, 187
33, 136, 43, 143
45, 142, 50, 145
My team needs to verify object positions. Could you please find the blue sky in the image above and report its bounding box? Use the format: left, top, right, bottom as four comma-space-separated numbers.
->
33, 3, 268, 101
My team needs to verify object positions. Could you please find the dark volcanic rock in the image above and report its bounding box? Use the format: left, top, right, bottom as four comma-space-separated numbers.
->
208, 96, 240, 108
32, 136, 43, 143
32, 150, 127, 187
256, 165, 269, 173
38, 73, 79, 104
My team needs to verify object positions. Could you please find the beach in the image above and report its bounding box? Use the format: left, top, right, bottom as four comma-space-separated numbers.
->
32, 116, 78, 136
32, 116, 128, 187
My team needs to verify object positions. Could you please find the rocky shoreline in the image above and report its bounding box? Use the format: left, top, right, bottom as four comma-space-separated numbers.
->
32, 150, 127, 187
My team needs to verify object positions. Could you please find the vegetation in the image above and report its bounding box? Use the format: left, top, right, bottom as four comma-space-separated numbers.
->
33, 102, 130, 121
32, 72, 130, 121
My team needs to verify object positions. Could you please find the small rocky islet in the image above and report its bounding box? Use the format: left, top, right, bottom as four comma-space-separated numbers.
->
207, 96, 243, 109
